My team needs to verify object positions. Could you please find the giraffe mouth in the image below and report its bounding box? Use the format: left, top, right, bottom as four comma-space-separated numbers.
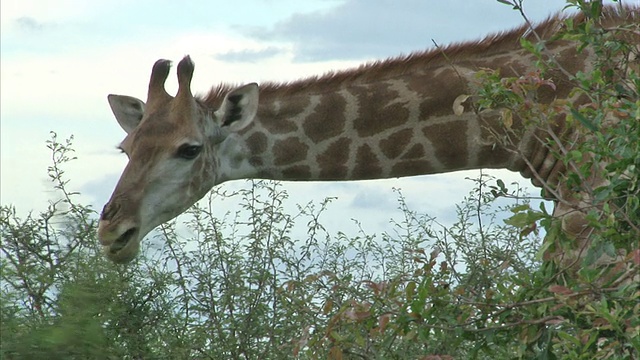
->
109, 227, 138, 254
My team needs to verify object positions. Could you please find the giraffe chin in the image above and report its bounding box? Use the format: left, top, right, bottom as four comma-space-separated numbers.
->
103, 230, 141, 264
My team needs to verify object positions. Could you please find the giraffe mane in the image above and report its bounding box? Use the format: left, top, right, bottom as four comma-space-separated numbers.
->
199, 4, 637, 107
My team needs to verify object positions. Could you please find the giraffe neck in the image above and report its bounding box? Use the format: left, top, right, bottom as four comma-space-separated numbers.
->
204, 17, 594, 184
239, 80, 510, 182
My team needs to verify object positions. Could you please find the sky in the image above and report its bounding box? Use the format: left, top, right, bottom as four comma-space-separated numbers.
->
2, 0, 631, 240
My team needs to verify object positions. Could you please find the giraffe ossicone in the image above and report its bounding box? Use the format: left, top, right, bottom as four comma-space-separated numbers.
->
98, 7, 639, 265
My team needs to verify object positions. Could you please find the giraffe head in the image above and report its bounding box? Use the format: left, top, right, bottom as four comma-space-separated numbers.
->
98, 56, 259, 263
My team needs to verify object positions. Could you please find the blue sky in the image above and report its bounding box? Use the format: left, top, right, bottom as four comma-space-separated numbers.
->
2, 0, 623, 237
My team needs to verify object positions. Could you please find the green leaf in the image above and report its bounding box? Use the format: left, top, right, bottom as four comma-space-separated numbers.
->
510, 204, 531, 213
496, 178, 507, 192
557, 331, 582, 348
570, 109, 598, 131
405, 281, 416, 302
568, 150, 583, 163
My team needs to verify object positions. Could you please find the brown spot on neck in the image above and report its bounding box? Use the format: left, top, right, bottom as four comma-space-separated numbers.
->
351, 83, 410, 138
352, 144, 382, 179
380, 129, 413, 160
303, 93, 346, 143
317, 137, 351, 179
272, 137, 309, 166
422, 121, 469, 170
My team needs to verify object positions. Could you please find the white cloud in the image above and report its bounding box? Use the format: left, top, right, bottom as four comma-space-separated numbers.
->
239, 0, 569, 61
1, 0, 92, 28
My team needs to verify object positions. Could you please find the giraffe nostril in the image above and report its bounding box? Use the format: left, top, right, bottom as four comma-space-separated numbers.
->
101, 207, 108, 220
100, 202, 113, 220
101, 202, 120, 221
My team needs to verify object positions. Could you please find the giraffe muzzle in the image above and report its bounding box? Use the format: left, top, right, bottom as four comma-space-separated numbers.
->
98, 217, 141, 263
109, 227, 138, 254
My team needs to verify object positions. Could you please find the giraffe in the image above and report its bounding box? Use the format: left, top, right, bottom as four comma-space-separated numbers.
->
98, 6, 639, 267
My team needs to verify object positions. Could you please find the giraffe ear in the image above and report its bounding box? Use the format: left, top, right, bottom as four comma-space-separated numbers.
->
108, 94, 146, 134
216, 83, 259, 132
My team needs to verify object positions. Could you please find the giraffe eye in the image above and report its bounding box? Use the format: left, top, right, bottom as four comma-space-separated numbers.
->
177, 144, 202, 160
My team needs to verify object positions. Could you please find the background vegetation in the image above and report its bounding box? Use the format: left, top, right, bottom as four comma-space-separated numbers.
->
1, 1, 638, 359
